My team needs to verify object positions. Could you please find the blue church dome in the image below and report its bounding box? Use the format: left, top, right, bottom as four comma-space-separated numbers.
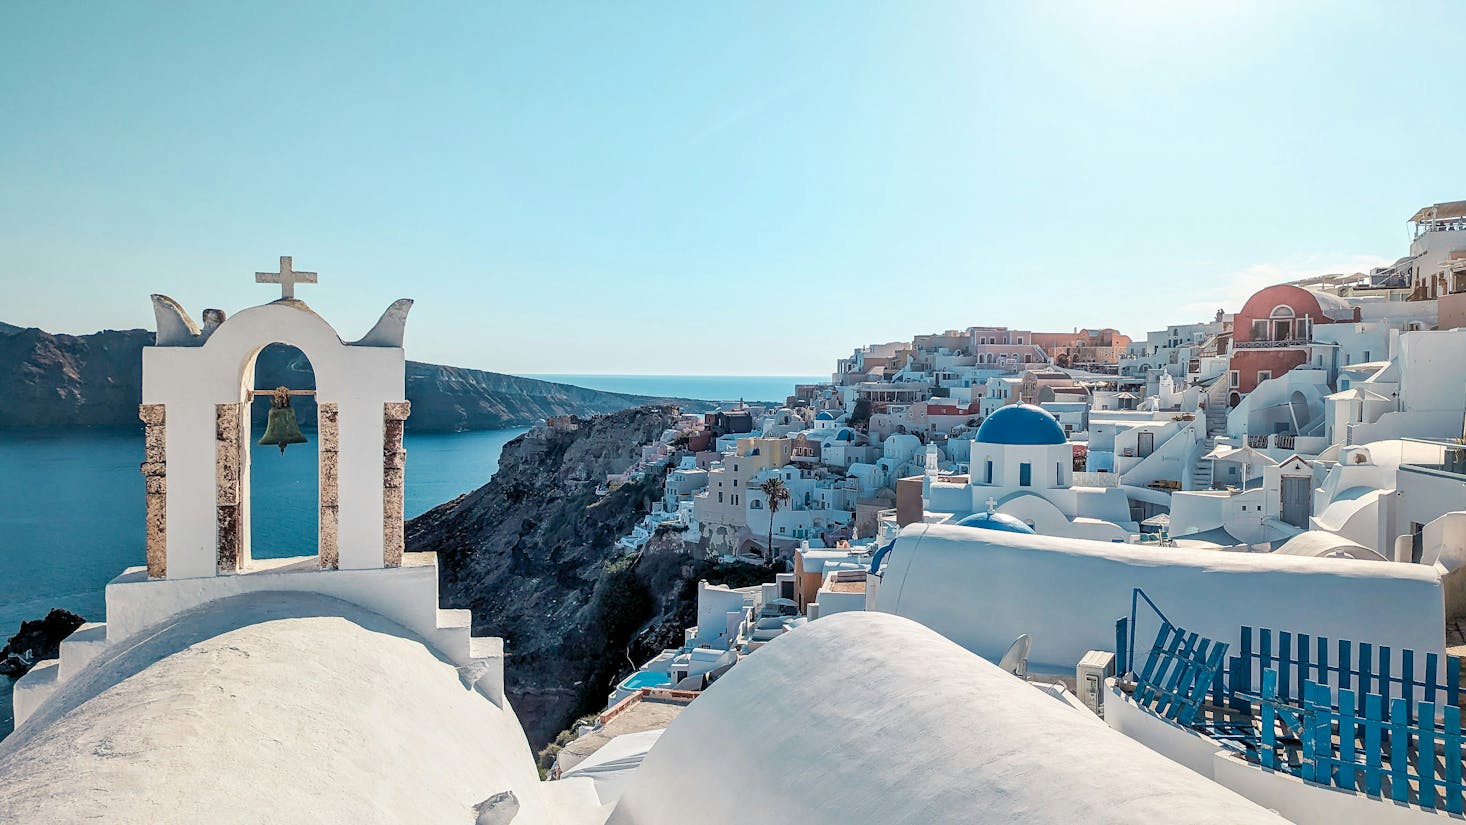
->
815, 410, 837, 421
955, 512, 1036, 534
975, 404, 1066, 446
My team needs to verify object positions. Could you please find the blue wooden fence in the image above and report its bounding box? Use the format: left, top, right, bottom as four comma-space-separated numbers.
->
1114, 589, 1466, 807
1115, 589, 1461, 725
1227, 625, 1461, 723
1128, 618, 1228, 727
1255, 667, 1466, 813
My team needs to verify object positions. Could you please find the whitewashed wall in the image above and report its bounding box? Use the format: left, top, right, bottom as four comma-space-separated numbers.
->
875, 524, 1446, 672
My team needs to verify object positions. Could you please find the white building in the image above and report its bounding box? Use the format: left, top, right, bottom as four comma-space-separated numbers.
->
924, 405, 1134, 541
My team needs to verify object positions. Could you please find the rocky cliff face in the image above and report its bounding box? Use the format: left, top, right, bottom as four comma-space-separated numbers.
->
0, 323, 709, 431
1, 609, 86, 677
406, 406, 771, 750
0, 323, 152, 429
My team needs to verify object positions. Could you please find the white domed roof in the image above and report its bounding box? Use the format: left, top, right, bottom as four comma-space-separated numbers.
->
0, 593, 553, 825
608, 612, 1286, 825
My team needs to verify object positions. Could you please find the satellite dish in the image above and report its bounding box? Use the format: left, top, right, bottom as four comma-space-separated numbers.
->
998, 633, 1032, 680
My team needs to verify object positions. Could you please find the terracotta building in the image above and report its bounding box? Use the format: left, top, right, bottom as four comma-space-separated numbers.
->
1229, 284, 1358, 399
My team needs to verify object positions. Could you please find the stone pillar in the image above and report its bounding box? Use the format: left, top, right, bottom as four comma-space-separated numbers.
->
215, 402, 244, 574
139, 404, 167, 579
318, 402, 340, 570
383, 401, 411, 567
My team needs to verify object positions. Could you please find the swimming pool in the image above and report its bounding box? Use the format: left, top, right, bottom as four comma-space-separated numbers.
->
620, 670, 673, 690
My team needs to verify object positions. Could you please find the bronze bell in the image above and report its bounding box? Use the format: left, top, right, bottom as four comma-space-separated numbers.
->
258, 387, 307, 454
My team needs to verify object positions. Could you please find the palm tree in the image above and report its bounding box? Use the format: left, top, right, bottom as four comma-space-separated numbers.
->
758, 476, 791, 559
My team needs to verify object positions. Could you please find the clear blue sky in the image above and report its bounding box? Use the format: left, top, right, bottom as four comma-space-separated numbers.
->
1, 2, 1462, 375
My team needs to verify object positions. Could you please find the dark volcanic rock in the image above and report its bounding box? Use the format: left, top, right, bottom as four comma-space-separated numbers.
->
0, 322, 711, 432
0, 322, 151, 429
406, 406, 776, 750
0, 608, 86, 677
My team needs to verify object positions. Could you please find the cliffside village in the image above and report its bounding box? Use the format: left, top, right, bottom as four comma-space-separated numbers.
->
596, 199, 1466, 565
535, 200, 1466, 823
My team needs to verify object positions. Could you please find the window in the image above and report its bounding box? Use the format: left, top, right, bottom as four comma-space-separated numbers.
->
1229, 370, 1239, 388
1257, 370, 1272, 383
984, 460, 993, 484
1251, 319, 1268, 340
1019, 462, 1032, 487
718, 492, 724, 503
732, 479, 738, 487
1056, 462, 1064, 484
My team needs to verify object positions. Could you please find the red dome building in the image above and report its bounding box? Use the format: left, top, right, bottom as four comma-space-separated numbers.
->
1228, 284, 1359, 403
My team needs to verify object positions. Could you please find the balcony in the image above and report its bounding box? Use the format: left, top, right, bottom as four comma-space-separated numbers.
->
1234, 338, 1310, 350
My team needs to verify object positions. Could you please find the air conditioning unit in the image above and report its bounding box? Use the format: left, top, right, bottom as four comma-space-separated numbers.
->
1077, 650, 1116, 716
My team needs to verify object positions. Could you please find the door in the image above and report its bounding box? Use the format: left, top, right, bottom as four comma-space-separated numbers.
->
1137, 431, 1154, 458
1280, 475, 1310, 528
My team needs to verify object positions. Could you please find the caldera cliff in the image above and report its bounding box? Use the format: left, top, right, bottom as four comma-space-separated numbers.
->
0, 322, 709, 431
406, 406, 773, 751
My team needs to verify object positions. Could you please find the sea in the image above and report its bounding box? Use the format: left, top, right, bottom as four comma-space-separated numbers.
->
524, 374, 821, 405
0, 374, 814, 737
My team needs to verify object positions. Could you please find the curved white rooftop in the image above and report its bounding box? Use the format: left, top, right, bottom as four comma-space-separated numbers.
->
0, 593, 555, 825
1273, 530, 1385, 561
1304, 287, 1357, 321
875, 524, 1444, 673
609, 612, 1286, 825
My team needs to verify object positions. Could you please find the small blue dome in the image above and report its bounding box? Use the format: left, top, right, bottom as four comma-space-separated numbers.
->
836, 428, 854, 441
955, 512, 1036, 534
815, 410, 836, 421
976, 404, 1066, 446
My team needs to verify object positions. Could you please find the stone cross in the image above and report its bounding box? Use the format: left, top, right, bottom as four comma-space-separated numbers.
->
985, 496, 998, 513
255, 256, 318, 300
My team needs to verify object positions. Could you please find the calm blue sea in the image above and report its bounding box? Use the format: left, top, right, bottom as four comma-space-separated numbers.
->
0, 427, 526, 736
523, 374, 822, 405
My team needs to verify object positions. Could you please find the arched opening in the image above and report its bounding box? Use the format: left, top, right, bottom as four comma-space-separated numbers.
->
1266, 305, 1295, 342
1289, 390, 1310, 433
1229, 392, 1241, 408
243, 343, 319, 564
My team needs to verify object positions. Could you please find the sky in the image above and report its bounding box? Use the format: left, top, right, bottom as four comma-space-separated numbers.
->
1, 1, 1463, 376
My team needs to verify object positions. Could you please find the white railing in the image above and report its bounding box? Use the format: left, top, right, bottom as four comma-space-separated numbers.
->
1073, 472, 1119, 487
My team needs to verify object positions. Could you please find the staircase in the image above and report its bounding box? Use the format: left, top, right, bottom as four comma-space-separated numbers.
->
1189, 444, 1214, 491
1187, 381, 1230, 491
1203, 381, 1231, 439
